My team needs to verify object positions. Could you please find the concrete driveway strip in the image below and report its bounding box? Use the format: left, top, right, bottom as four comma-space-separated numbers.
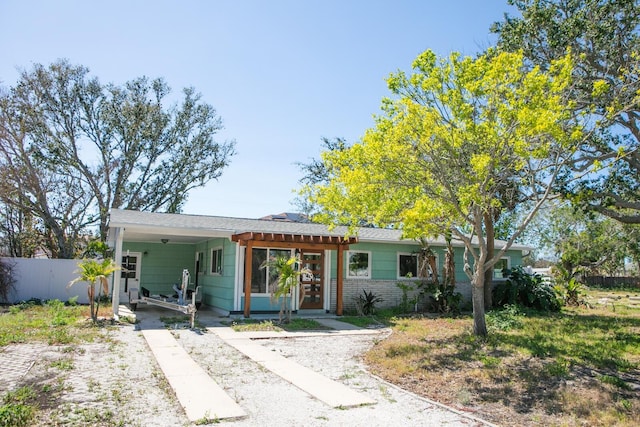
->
141, 329, 247, 422
212, 328, 377, 408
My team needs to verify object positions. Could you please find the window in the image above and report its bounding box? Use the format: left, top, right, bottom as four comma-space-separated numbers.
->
121, 254, 137, 279
398, 253, 418, 278
493, 257, 511, 279
247, 248, 293, 294
210, 247, 223, 275
347, 251, 371, 278
397, 252, 438, 280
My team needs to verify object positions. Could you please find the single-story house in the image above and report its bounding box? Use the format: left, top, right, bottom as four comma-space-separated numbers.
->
107, 209, 530, 317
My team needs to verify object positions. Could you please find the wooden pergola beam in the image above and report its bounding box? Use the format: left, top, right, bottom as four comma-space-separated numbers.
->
231, 231, 356, 247
233, 231, 357, 318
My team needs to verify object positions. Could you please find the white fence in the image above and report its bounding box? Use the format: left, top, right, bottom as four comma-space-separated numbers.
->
1, 257, 90, 304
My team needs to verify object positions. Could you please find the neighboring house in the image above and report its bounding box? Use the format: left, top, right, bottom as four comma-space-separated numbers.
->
107, 209, 529, 317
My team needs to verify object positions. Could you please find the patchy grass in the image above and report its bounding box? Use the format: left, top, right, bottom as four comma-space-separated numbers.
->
159, 315, 205, 330
0, 301, 112, 347
286, 318, 331, 331
336, 315, 385, 328
0, 386, 37, 427
224, 318, 331, 332
364, 289, 640, 426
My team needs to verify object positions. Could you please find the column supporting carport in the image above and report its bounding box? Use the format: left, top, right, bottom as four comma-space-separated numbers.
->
111, 226, 124, 319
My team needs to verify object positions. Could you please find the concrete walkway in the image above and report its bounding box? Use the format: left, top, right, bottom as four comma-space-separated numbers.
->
136, 308, 382, 422
142, 328, 247, 422
210, 323, 378, 408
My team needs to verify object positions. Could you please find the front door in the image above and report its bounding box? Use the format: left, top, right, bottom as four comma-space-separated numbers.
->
299, 250, 324, 310
119, 252, 141, 302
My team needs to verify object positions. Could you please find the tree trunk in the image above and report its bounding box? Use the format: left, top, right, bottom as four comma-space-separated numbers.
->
472, 269, 488, 336
483, 212, 494, 310
428, 255, 439, 285
444, 243, 455, 287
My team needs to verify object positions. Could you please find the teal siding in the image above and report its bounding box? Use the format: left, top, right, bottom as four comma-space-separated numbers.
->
123, 242, 195, 295
330, 242, 524, 282
194, 238, 237, 311
240, 295, 286, 311
126, 236, 526, 314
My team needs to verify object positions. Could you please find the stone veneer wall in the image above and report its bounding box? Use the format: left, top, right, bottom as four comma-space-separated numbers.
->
330, 278, 474, 313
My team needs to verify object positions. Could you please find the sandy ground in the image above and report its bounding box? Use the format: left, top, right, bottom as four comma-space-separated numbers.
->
1, 307, 493, 426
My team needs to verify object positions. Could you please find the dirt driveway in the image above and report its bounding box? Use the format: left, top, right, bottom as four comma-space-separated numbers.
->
1, 307, 492, 426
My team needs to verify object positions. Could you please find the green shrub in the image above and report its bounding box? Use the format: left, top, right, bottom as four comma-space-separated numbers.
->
356, 289, 383, 315
395, 281, 420, 313
554, 277, 588, 307
424, 282, 462, 313
493, 266, 561, 312
486, 304, 524, 331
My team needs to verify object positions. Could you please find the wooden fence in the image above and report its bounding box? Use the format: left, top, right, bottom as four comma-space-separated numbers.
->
583, 275, 640, 288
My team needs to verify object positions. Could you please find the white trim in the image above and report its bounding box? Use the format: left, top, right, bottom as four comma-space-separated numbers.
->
346, 250, 372, 279
234, 243, 243, 311
210, 246, 223, 276
195, 250, 205, 275
324, 249, 331, 312
396, 252, 439, 280
120, 251, 142, 302
397, 252, 417, 280
111, 227, 123, 318
245, 247, 294, 296
493, 256, 511, 280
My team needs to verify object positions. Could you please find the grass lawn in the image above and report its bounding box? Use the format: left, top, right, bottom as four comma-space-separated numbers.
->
363, 288, 640, 426
0, 300, 116, 427
0, 300, 113, 346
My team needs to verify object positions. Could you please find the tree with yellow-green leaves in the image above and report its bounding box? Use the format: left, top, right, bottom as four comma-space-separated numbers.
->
305, 49, 584, 336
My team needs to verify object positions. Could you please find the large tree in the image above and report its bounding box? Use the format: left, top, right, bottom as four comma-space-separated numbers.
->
307, 49, 582, 336
493, 0, 640, 223
536, 203, 631, 275
0, 60, 235, 258
295, 137, 349, 217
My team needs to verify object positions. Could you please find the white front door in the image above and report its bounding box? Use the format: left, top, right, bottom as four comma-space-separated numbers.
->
120, 252, 141, 302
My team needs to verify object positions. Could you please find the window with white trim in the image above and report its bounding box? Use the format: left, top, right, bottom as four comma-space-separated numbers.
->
493, 257, 511, 279
397, 252, 438, 280
347, 251, 371, 278
247, 248, 293, 294
210, 247, 223, 275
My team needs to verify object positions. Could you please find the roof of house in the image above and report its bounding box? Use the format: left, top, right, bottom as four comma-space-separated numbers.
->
107, 208, 531, 251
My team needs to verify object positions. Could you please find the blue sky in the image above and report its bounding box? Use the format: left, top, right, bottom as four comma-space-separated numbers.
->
0, 0, 516, 219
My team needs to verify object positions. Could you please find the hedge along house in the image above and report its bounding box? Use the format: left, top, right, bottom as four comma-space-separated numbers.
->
107, 209, 530, 318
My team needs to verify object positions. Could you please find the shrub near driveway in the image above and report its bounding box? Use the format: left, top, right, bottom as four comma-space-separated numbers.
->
364, 299, 640, 426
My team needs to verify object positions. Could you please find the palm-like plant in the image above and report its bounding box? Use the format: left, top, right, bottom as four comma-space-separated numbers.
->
261, 255, 311, 323
68, 258, 120, 323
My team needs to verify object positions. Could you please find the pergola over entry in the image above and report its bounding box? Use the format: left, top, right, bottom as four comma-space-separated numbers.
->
231, 232, 358, 317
